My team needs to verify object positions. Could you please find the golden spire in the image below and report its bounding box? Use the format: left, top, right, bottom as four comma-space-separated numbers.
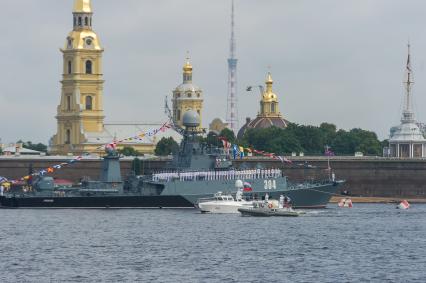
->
265, 72, 273, 93
73, 0, 92, 13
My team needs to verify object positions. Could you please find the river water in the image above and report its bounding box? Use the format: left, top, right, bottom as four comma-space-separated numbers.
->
0, 204, 425, 282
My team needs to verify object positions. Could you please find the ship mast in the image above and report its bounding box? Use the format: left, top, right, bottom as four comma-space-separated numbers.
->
402, 43, 415, 123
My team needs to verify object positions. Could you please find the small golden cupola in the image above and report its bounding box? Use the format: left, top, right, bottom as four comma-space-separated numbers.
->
260, 72, 280, 116
182, 57, 193, 83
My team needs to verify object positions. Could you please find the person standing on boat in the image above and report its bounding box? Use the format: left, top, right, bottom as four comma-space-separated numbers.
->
284, 196, 291, 208
279, 194, 284, 208
0, 184, 4, 196
265, 193, 269, 202
236, 188, 243, 201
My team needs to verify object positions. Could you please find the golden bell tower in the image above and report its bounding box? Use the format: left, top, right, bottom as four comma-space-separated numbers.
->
172, 57, 204, 128
50, 0, 105, 154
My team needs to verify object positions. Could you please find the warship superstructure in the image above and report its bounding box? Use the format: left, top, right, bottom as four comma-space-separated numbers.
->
0, 111, 343, 208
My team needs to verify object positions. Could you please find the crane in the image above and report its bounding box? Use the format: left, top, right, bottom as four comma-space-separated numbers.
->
246, 85, 264, 95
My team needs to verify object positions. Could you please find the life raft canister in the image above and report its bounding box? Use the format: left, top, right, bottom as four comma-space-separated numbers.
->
397, 200, 410, 209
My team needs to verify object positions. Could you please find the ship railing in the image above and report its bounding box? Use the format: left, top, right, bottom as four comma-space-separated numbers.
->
151, 169, 284, 182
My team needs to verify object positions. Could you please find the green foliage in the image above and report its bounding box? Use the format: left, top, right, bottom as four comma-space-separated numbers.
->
17, 140, 48, 153
206, 131, 220, 147
219, 128, 236, 144
240, 123, 383, 156
155, 137, 179, 156
119, 146, 140, 156
131, 157, 141, 175
241, 126, 302, 155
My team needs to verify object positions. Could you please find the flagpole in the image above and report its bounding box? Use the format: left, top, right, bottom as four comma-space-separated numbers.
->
325, 145, 331, 181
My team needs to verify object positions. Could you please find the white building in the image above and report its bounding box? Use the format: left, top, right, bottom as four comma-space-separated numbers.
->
389, 44, 426, 158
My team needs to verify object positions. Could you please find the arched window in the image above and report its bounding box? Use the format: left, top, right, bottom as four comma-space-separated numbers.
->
66, 95, 71, 111
271, 102, 275, 113
85, 96, 93, 110
85, 60, 92, 74
85, 17, 88, 26
90, 18, 92, 26
67, 60, 72, 74
78, 17, 82, 26
66, 129, 71, 144
73, 17, 76, 27
177, 109, 181, 121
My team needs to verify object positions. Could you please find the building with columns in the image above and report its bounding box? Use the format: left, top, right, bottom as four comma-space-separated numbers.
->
172, 58, 204, 128
389, 45, 426, 158
237, 73, 289, 139
50, 0, 178, 155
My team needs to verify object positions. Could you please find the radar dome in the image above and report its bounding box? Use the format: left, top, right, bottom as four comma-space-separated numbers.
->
182, 110, 200, 127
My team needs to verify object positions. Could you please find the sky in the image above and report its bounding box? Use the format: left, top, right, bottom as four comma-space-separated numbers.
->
1, 0, 426, 145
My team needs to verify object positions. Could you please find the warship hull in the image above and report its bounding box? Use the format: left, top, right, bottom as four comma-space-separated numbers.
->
0, 181, 341, 208
0, 195, 193, 208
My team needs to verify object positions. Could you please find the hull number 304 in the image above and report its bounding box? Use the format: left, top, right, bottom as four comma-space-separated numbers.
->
264, 179, 276, 190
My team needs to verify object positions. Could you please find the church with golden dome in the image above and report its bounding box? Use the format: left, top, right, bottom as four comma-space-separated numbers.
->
49, 0, 179, 155
172, 58, 204, 129
237, 72, 289, 139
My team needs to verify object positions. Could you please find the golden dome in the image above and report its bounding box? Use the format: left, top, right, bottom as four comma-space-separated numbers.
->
183, 57, 193, 74
262, 72, 278, 102
73, 0, 92, 13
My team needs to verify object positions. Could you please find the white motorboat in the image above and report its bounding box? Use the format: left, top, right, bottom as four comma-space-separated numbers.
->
197, 180, 252, 213
238, 201, 305, 217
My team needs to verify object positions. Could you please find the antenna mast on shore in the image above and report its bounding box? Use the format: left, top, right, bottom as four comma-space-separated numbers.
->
226, 0, 238, 133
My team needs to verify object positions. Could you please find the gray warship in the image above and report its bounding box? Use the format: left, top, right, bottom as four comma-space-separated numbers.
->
0, 110, 344, 208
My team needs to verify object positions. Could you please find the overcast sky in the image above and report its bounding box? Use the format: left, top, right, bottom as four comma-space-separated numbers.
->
1, 0, 426, 144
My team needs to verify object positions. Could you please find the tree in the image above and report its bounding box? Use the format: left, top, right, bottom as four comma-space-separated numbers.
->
241, 126, 302, 155
219, 128, 236, 144
17, 140, 48, 153
155, 137, 179, 156
119, 146, 140, 156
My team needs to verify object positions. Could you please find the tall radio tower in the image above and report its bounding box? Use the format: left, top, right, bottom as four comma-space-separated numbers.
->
226, 0, 238, 133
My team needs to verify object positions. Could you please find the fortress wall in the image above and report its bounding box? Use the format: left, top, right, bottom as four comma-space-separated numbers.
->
1, 156, 426, 198
0, 157, 167, 183
234, 157, 426, 198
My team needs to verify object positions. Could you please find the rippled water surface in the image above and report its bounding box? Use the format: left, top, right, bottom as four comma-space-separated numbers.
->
1, 204, 426, 282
